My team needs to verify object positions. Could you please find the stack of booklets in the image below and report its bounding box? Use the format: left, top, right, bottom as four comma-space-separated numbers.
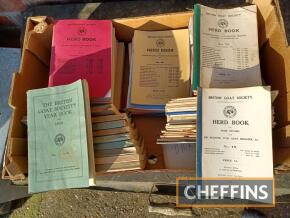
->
127, 29, 191, 113
48, 19, 118, 104
192, 4, 262, 91
91, 108, 146, 173
157, 97, 197, 144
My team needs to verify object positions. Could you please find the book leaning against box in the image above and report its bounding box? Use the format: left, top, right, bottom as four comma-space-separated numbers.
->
192, 4, 262, 90
27, 80, 95, 193
191, 4, 273, 180
197, 86, 273, 179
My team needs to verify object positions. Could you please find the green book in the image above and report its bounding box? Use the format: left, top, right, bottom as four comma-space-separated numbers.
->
94, 140, 135, 151
192, 4, 200, 91
27, 80, 95, 193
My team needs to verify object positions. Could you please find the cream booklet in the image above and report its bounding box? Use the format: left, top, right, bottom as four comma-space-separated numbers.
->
197, 86, 273, 178
193, 4, 262, 89
129, 29, 190, 107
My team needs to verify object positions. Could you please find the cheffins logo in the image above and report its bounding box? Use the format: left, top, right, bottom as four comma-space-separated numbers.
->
223, 106, 237, 118
177, 178, 275, 207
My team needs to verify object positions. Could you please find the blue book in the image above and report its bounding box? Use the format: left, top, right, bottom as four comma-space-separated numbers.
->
94, 140, 135, 150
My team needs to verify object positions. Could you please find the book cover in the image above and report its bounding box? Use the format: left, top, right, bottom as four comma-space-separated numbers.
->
49, 20, 112, 99
192, 4, 261, 90
91, 114, 126, 123
127, 29, 191, 113
197, 87, 273, 178
27, 80, 93, 193
93, 134, 130, 144
93, 127, 129, 137
95, 153, 141, 165
94, 147, 137, 158
94, 140, 135, 151
92, 120, 126, 131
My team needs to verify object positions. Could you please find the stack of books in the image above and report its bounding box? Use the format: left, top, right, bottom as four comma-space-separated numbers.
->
157, 97, 197, 144
91, 105, 145, 173
48, 19, 116, 102
127, 29, 191, 114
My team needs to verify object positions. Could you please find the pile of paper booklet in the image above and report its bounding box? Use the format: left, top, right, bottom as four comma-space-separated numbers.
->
157, 97, 197, 144
127, 29, 191, 113
91, 104, 146, 173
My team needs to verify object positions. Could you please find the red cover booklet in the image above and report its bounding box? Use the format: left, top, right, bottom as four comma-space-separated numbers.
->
49, 19, 113, 99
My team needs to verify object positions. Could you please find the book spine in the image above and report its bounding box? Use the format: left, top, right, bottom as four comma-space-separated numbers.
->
196, 87, 202, 177
192, 4, 201, 91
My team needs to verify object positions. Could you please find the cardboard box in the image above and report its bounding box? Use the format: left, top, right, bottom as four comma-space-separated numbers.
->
273, 125, 290, 147
273, 92, 290, 127
3, 0, 290, 181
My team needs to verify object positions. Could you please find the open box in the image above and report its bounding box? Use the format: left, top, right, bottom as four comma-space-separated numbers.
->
2, 0, 290, 182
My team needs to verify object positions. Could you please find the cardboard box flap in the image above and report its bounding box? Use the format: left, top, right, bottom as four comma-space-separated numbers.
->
273, 0, 289, 47
273, 125, 290, 147
260, 22, 290, 94
113, 11, 193, 42
23, 17, 53, 67
4, 160, 26, 181
9, 52, 48, 109
251, 0, 284, 47
8, 138, 27, 156
273, 92, 290, 127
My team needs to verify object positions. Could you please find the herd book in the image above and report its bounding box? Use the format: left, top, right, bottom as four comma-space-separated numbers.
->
27, 80, 95, 193
127, 29, 191, 113
192, 4, 262, 90
49, 20, 115, 101
197, 86, 273, 178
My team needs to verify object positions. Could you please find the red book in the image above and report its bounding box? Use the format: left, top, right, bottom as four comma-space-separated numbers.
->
49, 19, 113, 99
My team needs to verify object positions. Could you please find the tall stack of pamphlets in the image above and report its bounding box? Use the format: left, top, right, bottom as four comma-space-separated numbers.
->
192, 4, 262, 91
91, 106, 146, 173
191, 4, 274, 180
157, 97, 197, 169
127, 29, 191, 113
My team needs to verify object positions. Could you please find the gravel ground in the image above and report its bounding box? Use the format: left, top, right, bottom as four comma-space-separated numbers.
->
2, 189, 244, 218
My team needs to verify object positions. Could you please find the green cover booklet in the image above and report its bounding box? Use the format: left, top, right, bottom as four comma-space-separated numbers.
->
27, 80, 95, 193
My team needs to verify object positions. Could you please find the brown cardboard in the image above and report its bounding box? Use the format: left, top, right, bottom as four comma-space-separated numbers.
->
3, 0, 290, 181
273, 125, 290, 147
112, 42, 125, 110
273, 92, 290, 127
